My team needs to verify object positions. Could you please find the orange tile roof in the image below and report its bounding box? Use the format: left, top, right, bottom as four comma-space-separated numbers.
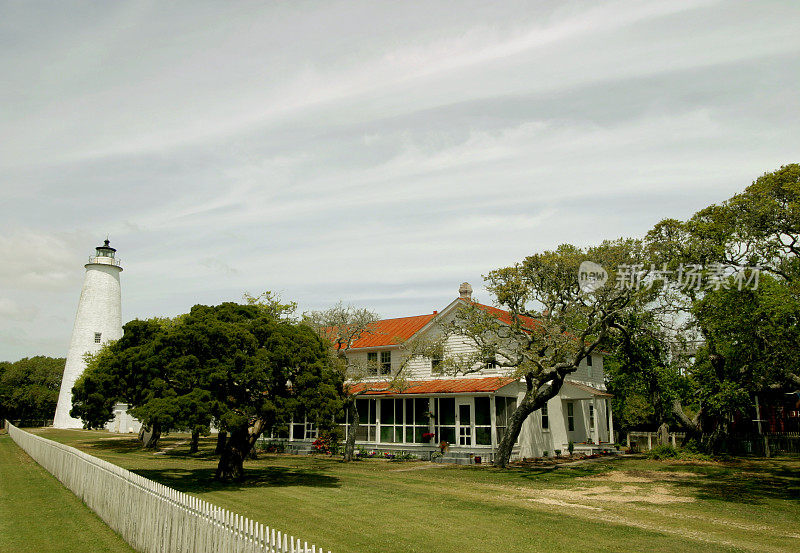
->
349, 376, 518, 395
471, 301, 540, 331
344, 313, 436, 349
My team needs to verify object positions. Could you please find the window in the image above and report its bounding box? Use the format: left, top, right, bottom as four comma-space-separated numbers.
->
586, 355, 593, 378
305, 421, 317, 440
484, 354, 497, 371
435, 398, 456, 445
367, 352, 378, 375
431, 355, 442, 374
589, 404, 595, 430
356, 398, 377, 441
474, 397, 492, 445
541, 402, 549, 430
379, 398, 403, 443
291, 415, 318, 440
380, 351, 391, 375
94, 332, 102, 344
495, 397, 517, 444
404, 398, 430, 443
567, 402, 575, 432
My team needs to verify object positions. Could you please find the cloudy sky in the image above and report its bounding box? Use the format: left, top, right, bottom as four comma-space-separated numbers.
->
1, 0, 799, 361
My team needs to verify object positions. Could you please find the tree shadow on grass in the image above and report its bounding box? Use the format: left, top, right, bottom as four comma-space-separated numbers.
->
132, 465, 340, 493
668, 460, 800, 504
78, 436, 218, 458
78, 437, 144, 454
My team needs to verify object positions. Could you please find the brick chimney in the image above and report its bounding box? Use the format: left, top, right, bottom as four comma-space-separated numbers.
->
459, 282, 473, 300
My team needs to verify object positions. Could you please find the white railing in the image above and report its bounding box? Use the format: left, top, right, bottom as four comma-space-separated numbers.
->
7, 422, 330, 553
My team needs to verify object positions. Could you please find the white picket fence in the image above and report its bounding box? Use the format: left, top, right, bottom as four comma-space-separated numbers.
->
6, 422, 331, 553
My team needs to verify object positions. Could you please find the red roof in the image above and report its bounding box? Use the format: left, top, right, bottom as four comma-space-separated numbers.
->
344, 313, 435, 349
471, 301, 540, 331
349, 376, 517, 395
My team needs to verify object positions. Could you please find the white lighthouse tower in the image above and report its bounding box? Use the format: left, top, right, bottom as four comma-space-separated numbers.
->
53, 239, 123, 428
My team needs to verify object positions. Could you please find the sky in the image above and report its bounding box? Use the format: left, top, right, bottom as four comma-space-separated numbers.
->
1, 0, 799, 361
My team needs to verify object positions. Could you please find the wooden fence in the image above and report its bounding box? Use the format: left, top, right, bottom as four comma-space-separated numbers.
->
6, 422, 331, 553
626, 429, 800, 456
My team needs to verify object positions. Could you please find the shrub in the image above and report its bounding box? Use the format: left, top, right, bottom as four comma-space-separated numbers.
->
390, 451, 417, 461
646, 444, 679, 460
567, 441, 574, 455
259, 440, 285, 454
554, 449, 562, 457
542, 451, 549, 458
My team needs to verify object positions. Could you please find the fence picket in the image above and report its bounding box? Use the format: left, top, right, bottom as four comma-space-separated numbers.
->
6, 423, 330, 553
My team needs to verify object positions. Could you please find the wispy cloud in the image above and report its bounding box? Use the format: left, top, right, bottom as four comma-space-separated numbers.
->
1, 0, 799, 359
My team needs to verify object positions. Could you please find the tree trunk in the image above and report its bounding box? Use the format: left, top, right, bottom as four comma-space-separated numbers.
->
215, 431, 227, 454
343, 399, 359, 462
190, 430, 200, 453
495, 397, 537, 468
495, 375, 566, 468
215, 420, 265, 481
142, 422, 161, 449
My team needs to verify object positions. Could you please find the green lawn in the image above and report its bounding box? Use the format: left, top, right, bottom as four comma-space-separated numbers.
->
0, 432, 137, 553
19, 429, 800, 553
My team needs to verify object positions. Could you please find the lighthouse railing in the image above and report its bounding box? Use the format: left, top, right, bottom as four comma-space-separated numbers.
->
87, 256, 122, 266
6, 422, 331, 553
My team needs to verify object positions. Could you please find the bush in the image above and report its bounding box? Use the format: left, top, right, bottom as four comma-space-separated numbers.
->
567, 441, 574, 455
646, 444, 679, 459
389, 451, 417, 461
258, 440, 285, 454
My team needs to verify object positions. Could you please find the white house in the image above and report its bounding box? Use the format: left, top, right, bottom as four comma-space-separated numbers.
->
288, 284, 615, 462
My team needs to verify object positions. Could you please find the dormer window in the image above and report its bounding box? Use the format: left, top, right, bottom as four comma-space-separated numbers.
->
94, 332, 102, 344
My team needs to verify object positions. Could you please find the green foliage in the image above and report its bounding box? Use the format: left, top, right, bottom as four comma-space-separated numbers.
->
641, 165, 800, 452
646, 444, 679, 460
0, 356, 65, 423
70, 299, 342, 478
605, 311, 689, 432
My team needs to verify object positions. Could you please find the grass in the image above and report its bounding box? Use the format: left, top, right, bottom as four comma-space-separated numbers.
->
0, 432, 137, 553
15, 429, 800, 553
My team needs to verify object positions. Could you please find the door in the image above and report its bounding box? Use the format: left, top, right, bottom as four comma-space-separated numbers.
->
457, 401, 472, 446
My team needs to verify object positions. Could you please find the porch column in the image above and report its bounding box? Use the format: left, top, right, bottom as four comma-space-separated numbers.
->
592, 397, 599, 444
607, 398, 615, 444
489, 395, 497, 460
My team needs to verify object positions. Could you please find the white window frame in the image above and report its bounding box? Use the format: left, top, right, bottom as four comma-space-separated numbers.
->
541, 402, 549, 431
380, 351, 391, 375
567, 402, 575, 432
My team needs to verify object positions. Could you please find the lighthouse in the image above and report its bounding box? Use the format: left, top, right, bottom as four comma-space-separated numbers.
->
53, 239, 123, 428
